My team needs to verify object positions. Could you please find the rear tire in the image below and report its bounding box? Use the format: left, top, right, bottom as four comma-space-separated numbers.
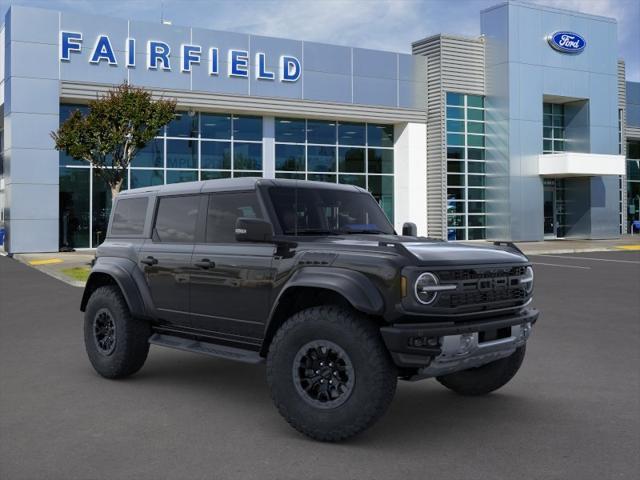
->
436, 345, 526, 396
84, 285, 150, 379
267, 305, 397, 442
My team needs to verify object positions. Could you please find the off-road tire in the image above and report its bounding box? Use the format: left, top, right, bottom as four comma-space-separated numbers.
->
436, 345, 526, 396
84, 285, 150, 379
267, 305, 397, 442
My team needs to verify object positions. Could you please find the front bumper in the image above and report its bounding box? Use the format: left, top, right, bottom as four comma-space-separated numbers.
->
380, 307, 539, 377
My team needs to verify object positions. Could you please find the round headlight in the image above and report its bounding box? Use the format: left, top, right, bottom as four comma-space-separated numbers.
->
414, 272, 440, 305
522, 266, 534, 294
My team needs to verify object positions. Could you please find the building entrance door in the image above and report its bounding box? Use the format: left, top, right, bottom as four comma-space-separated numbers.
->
543, 179, 567, 238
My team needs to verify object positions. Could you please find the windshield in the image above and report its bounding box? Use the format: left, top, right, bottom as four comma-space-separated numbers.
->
268, 186, 395, 236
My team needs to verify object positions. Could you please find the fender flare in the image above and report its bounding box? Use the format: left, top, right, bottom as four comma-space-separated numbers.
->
80, 258, 150, 319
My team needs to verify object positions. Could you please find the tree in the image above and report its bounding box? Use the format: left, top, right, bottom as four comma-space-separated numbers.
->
52, 82, 176, 200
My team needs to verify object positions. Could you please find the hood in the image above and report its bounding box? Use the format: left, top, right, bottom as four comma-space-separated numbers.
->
296, 235, 528, 266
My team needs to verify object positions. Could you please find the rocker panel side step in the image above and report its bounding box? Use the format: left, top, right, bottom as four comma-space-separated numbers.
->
149, 333, 264, 364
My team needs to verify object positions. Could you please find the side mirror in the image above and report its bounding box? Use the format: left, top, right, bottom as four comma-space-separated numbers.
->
402, 222, 417, 236
235, 217, 274, 243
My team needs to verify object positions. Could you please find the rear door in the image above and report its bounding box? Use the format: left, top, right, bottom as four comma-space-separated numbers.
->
189, 191, 275, 345
138, 194, 201, 326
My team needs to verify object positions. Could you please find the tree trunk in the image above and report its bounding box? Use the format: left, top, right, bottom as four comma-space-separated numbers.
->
110, 178, 124, 203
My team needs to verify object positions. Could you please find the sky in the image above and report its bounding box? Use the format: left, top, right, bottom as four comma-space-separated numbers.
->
1, 0, 638, 80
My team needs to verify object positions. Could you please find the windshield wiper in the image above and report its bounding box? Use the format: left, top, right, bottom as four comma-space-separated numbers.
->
283, 228, 342, 236
340, 229, 389, 235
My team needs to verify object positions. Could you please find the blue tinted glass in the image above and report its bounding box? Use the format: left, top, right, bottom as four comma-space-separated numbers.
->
60, 103, 88, 122
307, 120, 336, 144
276, 173, 305, 180
447, 133, 465, 146
201, 171, 231, 180
447, 147, 464, 159
368, 149, 394, 174
446, 106, 464, 119
201, 113, 231, 139
467, 95, 484, 108
166, 139, 197, 169
59, 151, 86, 167
234, 142, 262, 170
467, 121, 484, 134
338, 147, 365, 173
132, 138, 163, 168
308, 174, 336, 183
167, 111, 198, 138
233, 115, 262, 141
446, 92, 464, 106
367, 124, 393, 147
467, 134, 485, 147
201, 141, 231, 169
307, 145, 336, 172
233, 171, 263, 178
166, 170, 197, 184
467, 109, 484, 121
447, 120, 464, 132
275, 118, 305, 143
59, 166, 90, 248
339, 175, 366, 188
275, 144, 305, 171
338, 122, 365, 145
130, 169, 164, 188
368, 175, 394, 222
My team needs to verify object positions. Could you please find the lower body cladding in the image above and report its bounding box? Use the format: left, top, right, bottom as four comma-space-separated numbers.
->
380, 308, 539, 380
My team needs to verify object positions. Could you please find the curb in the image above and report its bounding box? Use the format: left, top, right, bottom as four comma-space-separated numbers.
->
11, 255, 86, 288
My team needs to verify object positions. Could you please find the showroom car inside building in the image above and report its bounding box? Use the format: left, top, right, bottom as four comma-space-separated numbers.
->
0, 0, 638, 253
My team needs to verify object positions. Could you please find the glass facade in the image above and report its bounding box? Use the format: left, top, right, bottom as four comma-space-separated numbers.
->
543, 103, 565, 154
274, 118, 395, 222
627, 140, 640, 232
445, 92, 486, 240
58, 104, 263, 248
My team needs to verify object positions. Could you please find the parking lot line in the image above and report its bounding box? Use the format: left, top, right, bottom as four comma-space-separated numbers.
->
530, 261, 591, 269
536, 254, 640, 265
29, 258, 64, 266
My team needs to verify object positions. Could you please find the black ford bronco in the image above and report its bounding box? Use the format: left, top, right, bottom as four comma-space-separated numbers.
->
81, 178, 538, 441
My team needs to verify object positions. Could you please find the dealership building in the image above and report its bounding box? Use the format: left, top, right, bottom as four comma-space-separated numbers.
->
0, 1, 639, 252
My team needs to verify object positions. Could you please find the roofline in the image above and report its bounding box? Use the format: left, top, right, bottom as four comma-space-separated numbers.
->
480, 1, 617, 24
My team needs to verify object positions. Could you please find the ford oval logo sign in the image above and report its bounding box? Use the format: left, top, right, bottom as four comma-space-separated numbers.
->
547, 31, 586, 54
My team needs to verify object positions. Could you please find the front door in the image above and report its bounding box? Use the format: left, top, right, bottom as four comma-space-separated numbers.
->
138, 194, 201, 326
189, 191, 275, 346
543, 179, 556, 237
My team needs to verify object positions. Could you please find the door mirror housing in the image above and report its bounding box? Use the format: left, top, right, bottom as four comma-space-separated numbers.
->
402, 222, 417, 236
235, 218, 274, 243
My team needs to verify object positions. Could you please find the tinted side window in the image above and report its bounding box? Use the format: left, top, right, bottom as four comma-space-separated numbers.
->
111, 197, 148, 236
154, 195, 200, 243
206, 192, 261, 243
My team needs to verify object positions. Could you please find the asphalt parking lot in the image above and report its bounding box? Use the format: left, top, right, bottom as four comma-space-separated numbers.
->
1, 251, 638, 480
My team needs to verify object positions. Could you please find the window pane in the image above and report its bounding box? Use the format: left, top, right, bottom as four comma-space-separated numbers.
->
233, 171, 262, 178
154, 195, 200, 242
543, 114, 553, 127
201, 141, 231, 169
447, 188, 465, 200
92, 171, 126, 246
467, 134, 485, 147
338, 122, 366, 145
59, 167, 90, 248
446, 92, 464, 106
468, 188, 486, 200
552, 115, 563, 127
275, 144, 305, 171
468, 148, 485, 160
628, 141, 640, 159
468, 174, 486, 188
448, 228, 466, 240
467, 95, 484, 108
59, 151, 86, 167
447, 147, 465, 159
275, 172, 305, 180
543, 103, 552, 114
167, 111, 198, 138
167, 139, 197, 169
233, 115, 262, 141
367, 124, 394, 147
131, 169, 163, 188
60, 103, 88, 122
554, 128, 564, 139
111, 197, 148, 236
132, 139, 163, 168
468, 161, 485, 173
447, 120, 465, 132
467, 121, 484, 134
307, 145, 336, 172
206, 192, 261, 243
467, 109, 484, 121
627, 159, 640, 181
201, 113, 231, 139
368, 175, 394, 222
447, 133, 465, 146
307, 120, 336, 144
447, 161, 464, 173
467, 228, 486, 240
234, 142, 262, 170
368, 148, 394, 174
447, 174, 465, 186
201, 171, 231, 180
339, 174, 366, 188
447, 201, 465, 214
166, 170, 197, 184
543, 127, 553, 138
275, 117, 305, 143
543, 139, 553, 151
468, 201, 486, 214
468, 215, 486, 227
554, 140, 565, 152
446, 106, 464, 119
338, 147, 365, 172
308, 173, 336, 183
552, 103, 563, 115
447, 215, 465, 227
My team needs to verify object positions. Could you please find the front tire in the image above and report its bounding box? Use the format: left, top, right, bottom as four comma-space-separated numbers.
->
436, 345, 526, 396
267, 305, 397, 442
84, 285, 150, 379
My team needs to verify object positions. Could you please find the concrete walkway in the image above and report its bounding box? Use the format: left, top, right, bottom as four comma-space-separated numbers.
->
497, 235, 640, 255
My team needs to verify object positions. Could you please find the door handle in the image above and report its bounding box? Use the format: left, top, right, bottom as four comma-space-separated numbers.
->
194, 259, 215, 269
141, 256, 158, 266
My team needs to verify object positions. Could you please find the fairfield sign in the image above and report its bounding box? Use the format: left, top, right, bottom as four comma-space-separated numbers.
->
59, 31, 302, 82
